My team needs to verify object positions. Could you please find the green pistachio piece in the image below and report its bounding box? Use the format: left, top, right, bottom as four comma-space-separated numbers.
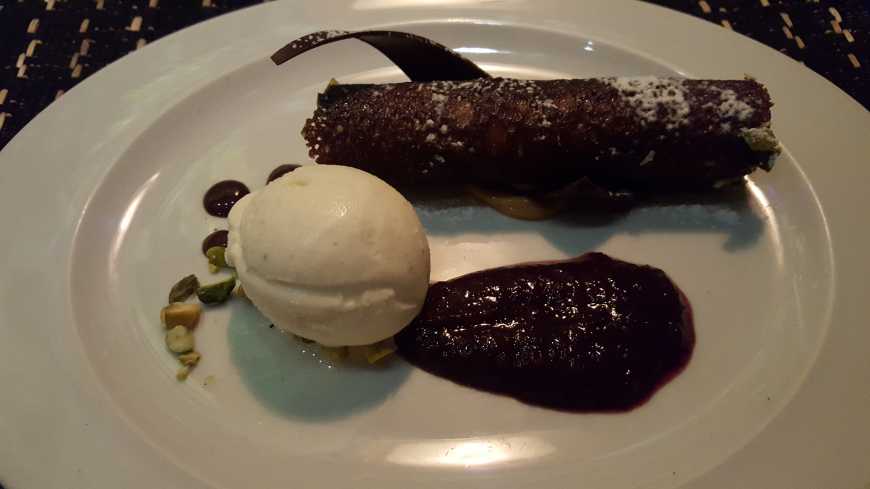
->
165, 325, 195, 353
176, 366, 191, 381
168, 274, 199, 303
205, 246, 228, 269
196, 276, 236, 305
363, 341, 397, 365
740, 127, 780, 153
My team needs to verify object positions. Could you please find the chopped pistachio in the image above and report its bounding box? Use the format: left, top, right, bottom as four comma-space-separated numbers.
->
176, 366, 191, 381
205, 246, 228, 268
196, 276, 236, 305
165, 325, 195, 353
160, 302, 201, 329
168, 274, 199, 303
361, 339, 397, 364
740, 127, 780, 153
178, 351, 201, 367
364, 342, 396, 364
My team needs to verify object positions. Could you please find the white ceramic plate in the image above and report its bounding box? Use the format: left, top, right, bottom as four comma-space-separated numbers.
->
2, 1, 869, 488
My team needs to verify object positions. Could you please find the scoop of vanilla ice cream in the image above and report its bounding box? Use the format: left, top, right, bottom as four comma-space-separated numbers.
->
225, 165, 430, 346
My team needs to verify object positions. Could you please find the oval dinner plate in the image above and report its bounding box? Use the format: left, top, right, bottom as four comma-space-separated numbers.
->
1, 1, 869, 488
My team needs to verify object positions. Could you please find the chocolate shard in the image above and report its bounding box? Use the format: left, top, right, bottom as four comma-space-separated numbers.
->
304, 77, 779, 190
394, 253, 695, 411
271, 30, 489, 81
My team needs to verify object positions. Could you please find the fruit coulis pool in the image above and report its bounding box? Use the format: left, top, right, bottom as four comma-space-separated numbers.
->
395, 252, 694, 411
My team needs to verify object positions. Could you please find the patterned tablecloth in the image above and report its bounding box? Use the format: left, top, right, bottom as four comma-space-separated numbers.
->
0, 2, 866, 489
0, 0, 867, 148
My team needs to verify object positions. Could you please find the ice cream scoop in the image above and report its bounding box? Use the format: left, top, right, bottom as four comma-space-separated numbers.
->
225, 165, 430, 346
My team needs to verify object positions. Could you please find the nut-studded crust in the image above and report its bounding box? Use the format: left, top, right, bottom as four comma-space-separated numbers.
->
303, 77, 778, 190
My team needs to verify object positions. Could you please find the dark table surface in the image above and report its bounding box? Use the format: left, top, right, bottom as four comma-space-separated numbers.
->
0, 2, 866, 489
0, 0, 867, 151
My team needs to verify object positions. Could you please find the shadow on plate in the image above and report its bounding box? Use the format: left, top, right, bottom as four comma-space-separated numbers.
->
407, 184, 765, 255
226, 303, 411, 421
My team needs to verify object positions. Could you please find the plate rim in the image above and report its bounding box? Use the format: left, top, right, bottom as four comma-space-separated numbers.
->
1, 1, 869, 488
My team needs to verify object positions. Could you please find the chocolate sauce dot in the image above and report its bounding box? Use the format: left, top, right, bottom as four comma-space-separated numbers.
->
201, 230, 229, 256
267, 164, 301, 183
203, 180, 249, 217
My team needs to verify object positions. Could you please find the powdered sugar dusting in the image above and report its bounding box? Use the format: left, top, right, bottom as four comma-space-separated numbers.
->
299, 30, 351, 46
406, 78, 566, 135
431, 92, 448, 117
715, 88, 755, 121
606, 77, 690, 129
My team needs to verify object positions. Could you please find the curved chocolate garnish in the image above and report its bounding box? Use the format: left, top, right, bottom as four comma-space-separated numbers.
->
271, 30, 490, 81
395, 252, 694, 411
